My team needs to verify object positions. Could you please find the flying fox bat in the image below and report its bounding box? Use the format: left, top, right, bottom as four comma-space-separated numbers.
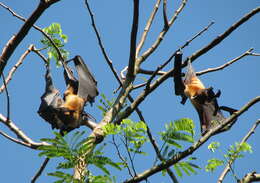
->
38, 56, 98, 134
173, 51, 236, 135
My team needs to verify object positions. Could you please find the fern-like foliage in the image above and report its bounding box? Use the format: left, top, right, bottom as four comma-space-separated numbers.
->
160, 118, 195, 149
38, 131, 121, 183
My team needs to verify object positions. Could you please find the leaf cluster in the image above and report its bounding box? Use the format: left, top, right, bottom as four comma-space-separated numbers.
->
159, 118, 199, 177
104, 119, 148, 155
40, 23, 69, 65
205, 141, 252, 173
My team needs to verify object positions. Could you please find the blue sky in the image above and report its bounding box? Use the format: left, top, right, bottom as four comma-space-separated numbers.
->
0, 0, 260, 182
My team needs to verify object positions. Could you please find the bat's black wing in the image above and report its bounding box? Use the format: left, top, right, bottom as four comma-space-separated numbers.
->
73, 55, 99, 104
38, 64, 64, 129
173, 51, 187, 104
193, 88, 226, 135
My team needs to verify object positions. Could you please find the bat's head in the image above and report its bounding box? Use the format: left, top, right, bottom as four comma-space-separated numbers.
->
184, 60, 205, 98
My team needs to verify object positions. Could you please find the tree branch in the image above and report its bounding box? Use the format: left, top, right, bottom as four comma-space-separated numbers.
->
240, 172, 260, 183
0, 45, 33, 93
136, 0, 161, 57
84, 0, 122, 85
196, 48, 255, 76
31, 158, 50, 183
0, 114, 49, 149
126, 0, 139, 79
0, 0, 61, 75
217, 119, 260, 183
136, 0, 187, 66
124, 96, 260, 183
163, 0, 169, 29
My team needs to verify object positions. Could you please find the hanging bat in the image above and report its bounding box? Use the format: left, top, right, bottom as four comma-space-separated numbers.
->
38, 56, 98, 134
173, 51, 236, 135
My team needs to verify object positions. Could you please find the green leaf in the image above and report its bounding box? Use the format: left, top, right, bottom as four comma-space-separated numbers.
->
208, 141, 220, 152
237, 142, 252, 153
205, 158, 224, 172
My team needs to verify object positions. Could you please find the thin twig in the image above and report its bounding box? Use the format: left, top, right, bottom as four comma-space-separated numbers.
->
0, 130, 31, 147
137, 0, 187, 65
31, 158, 50, 183
1, 73, 10, 121
163, 0, 169, 29
84, 0, 122, 84
196, 48, 254, 76
121, 135, 137, 176
136, 0, 161, 57
217, 119, 260, 183
124, 96, 260, 183
250, 52, 260, 56
111, 135, 133, 177
0, 45, 33, 93
31, 45, 49, 64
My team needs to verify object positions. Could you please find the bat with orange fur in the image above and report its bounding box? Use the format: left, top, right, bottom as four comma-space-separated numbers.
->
173, 51, 236, 135
38, 56, 98, 134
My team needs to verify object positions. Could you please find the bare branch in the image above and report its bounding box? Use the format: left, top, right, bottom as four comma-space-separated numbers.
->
183, 6, 260, 66
196, 48, 254, 76
0, 0, 61, 75
0, 45, 33, 93
1, 73, 10, 122
84, 0, 122, 85
240, 172, 260, 183
0, 114, 49, 149
31, 158, 50, 183
250, 52, 260, 56
136, 0, 161, 57
217, 119, 260, 183
137, 0, 187, 65
124, 96, 260, 183
163, 0, 169, 29
0, 130, 32, 148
